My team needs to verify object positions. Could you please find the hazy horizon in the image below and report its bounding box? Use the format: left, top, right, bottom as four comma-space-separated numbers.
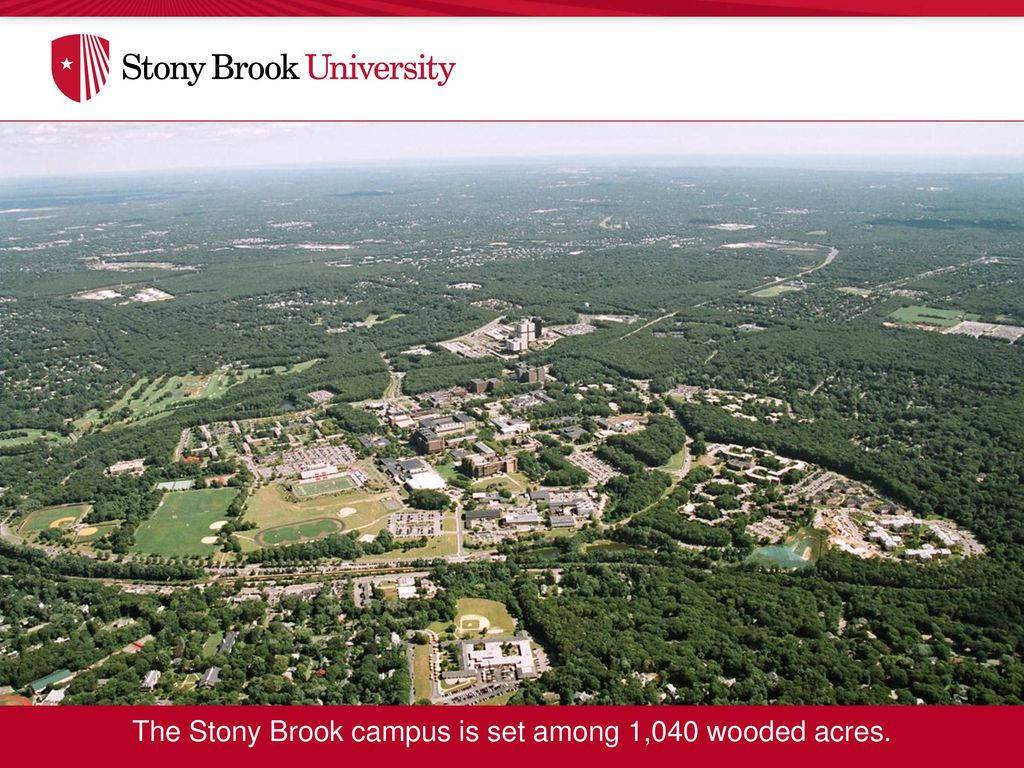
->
4, 122, 1024, 179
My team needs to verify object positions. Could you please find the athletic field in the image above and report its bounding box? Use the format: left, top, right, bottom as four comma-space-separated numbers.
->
889, 305, 979, 328
238, 484, 391, 551
291, 475, 353, 498
131, 487, 237, 557
17, 503, 91, 535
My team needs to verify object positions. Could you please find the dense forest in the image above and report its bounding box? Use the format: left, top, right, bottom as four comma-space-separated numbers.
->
2, 163, 1023, 705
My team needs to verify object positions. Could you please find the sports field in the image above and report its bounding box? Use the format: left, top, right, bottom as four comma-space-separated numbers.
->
889, 305, 979, 327
260, 518, 343, 545
131, 487, 237, 557
17, 503, 92, 535
71, 520, 119, 545
451, 598, 517, 637
291, 475, 353, 498
239, 484, 392, 551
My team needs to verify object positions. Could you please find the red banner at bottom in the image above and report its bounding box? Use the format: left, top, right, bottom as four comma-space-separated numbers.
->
1, 706, 1020, 766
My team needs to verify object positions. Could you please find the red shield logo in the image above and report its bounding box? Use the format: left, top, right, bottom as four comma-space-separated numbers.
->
52, 34, 110, 103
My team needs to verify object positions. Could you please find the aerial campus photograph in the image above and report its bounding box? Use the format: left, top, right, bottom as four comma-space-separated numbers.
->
0, 122, 1022, 707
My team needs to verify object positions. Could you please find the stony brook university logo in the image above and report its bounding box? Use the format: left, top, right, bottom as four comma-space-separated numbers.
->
51, 34, 110, 103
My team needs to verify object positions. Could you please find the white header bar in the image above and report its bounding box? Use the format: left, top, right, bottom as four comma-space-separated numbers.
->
2, 18, 1023, 120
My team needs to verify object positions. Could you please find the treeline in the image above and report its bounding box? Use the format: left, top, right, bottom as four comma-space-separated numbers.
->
600, 415, 686, 471
0, 540, 199, 582
519, 446, 588, 487
0, 349, 389, 509
393, 349, 504, 396
628, 484, 734, 549
327, 402, 381, 434
602, 470, 673, 522
246, 529, 424, 564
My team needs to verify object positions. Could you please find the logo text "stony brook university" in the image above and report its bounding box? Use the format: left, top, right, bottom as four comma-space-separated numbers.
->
50, 38, 458, 102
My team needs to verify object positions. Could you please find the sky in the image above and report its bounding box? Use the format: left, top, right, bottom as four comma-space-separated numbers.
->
3, 122, 1024, 178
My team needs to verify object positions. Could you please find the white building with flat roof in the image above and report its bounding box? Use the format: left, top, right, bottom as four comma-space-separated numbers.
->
459, 633, 537, 678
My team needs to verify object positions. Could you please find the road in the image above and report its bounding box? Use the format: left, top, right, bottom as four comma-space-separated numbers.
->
454, 498, 465, 558
619, 310, 678, 340
676, 440, 693, 481
381, 366, 404, 403
440, 315, 506, 347
746, 245, 838, 295
618, 245, 837, 341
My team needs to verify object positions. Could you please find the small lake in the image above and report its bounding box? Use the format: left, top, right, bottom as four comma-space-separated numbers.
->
748, 529, 823, 569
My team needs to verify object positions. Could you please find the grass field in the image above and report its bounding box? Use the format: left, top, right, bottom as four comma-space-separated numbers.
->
73, 360, 321, 432
838, 286, 872, 297
17, 503, 92, 534
659, 447, 688, 473
260, 518, 343, 546
450, 597, 517, 637
240, 484, 392, 552
412, 643, 433, 701
131, 487, 237, 557
201, 632, 224, 658
71, 520, 119, 545
752, 284, 804, 298
470, 472, 530, 493
0, 428, 69, 449
889, 305, 980, 327
291, 475, 353, 498
358, 531, 459, 562
435, 462, 461, 483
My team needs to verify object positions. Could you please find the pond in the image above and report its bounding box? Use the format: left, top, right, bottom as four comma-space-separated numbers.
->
748, 528, 824, 569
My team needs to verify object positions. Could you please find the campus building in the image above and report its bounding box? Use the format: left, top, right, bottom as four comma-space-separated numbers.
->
461, 452, 518, 479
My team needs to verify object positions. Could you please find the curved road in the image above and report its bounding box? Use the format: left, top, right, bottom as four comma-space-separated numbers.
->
746, 245, 838, 295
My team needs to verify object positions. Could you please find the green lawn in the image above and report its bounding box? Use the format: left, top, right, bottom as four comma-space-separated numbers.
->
201, 632, 224, 658
659, 447, 688, 473
470, 472, 530, 493
18, 504, 91, 534
358, 531, 459, 562
412, 643, 433, 701
240, 484, 392, 553
435, 462, 461, 483
889, 305, 979, 327
0, 429, 68, 449
259, 518, 343, 545
131, 488, 237, 557
451, 597, 517, 637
